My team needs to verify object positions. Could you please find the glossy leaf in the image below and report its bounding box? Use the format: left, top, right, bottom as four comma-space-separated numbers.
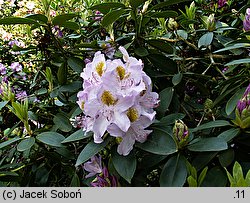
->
218, 149, 235, 167
160, 154, 187, 186
225, 58, 250, 66
136, 128, 177, 155
158, 113, 185, 126
149, 11, 178, 18
90, 3, 126, 14
134, 47, 149, 57
17, 137, 35, 152
187, 137, 228, 152
25, 14, 48, 23
156, 87, 174, 117
129, 0, 147, 9
191, 120, 231, 133
0, 17, 36, 25
52, 13, 77, 25
111, 149, 136, 183
75, 137, 111, 166
172, 73, 183, 86
226, 88, 245, 115
0, 101, 8, 110
101, 9, 128, 28
217, 128, 240, 142
67, 57, 84, 73
201, 167, 227, 186
147, 39, 173, 54
36, 132, 65, 147
61, 129, 91, 143
0, 137, 20, 149
53, 113, 72, 132
151, 0, 192, 10
198, 32, 213, 48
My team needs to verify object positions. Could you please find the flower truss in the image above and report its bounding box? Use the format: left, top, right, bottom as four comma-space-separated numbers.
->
77, 47, 159, 156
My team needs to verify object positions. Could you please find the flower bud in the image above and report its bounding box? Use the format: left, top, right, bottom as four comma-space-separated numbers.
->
173, 120, 189, 148
233, 84, 250, 129
167, 18, 178, 30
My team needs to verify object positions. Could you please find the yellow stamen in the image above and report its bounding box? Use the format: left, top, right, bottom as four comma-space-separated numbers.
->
96, 61, 105, 76
127, 108, 139, 122
101, 90, 116, 106
81, 101, 85, 110
116, 66, 126, 80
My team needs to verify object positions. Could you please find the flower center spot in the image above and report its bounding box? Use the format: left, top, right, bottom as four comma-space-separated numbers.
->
127, 108, 139, 122
101, 90, 116, 106
96, 62, 105, 76
116, 66, 126, 80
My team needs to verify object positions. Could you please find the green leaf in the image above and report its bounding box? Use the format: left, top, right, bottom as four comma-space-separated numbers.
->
187, 137, 228, 152
151, 0, 192, 10
148, 11, 178, 18
187, 176, 197, 187
59, 21, 80, 30
198, 167, 208, 186
25, 14, 48, 23
226, 88, 245, 115
147, 54, 177, 74
160, 154, 187, 187
217, 128, 240, 142
0, 137, 20, 149
101, 9, 128, 28
245, 170, 250, 186
129, 0, 147, 9
213, 43, 250, 53
57, 63, 67, 85
218, 149, 234, 167
70, 173, 80, 187
0, 17, 36, 25
177, 30, 188, 40
52, 13, 77, 25
36, 132, 65, 147
233, 161, 244, 182
156, 87, 174, 117
17, 137, 35, 152
134, 47, 149, 57
90, 3, 126, 14
67, 57, 84, 73
225, 58, 250, 66
111, 149, 136, 183
62, 129, 91, 143
198, 32, 214, 48
147, 39, 173, 54
0, 101, 8, 110
53, 113, 72, 132
192, 152, 218, 171
158, 113, 185, 126
75, 137, 111, 166
172, 73, 183, 86
191, 120, 231, 133
137, 128, 177, 155
0, 171, 19, 177
201, 167, 227, 186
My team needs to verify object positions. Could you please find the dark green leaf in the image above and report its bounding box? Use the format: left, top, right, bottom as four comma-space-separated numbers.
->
218, 149, 235, 167
0, 171, 19, 177
134, 47, 149, 57
160, 154, 187, 186
198, 32, 214, 48
217, 128, 240, 142
111, 149, 136, 183
225, 58, 250, 66
137, 128, 177, 155
187, 137, 228, 152
201, 166, 227, 186
156, 87, 174, 117
17, 137, 35, 152
90, 3, 126, 14
151, 0, 192, 10
147, 39, 173, 54
59, 21, 80, 30
172, 73, 183, 86
156, 113, 185, 126
147, 54, 177, 74
0, 17, 36, 25
53, 113, 72, 132
191, 120, 231, 133
67, 57, 84, 73
129, 0, 147, 8
52, 14, 77, 25
36, 132, 65, 147
226, 88, 245, 115
70, 173, 80, 187
62, 129, 91, 143
213, 43, 250, 53
75, 137, 111, 166
148, 11, 178, 18
0, 137, 20, 149
57, 63, 67, 85
101, 9, 128, 28
192, 152, 218, 171
25, 14, 48, 23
